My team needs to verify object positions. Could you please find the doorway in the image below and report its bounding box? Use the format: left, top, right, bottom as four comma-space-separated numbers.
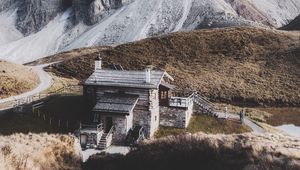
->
105, 117, 113, 133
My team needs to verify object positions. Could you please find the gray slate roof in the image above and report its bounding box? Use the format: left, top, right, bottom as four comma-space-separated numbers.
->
85, 69, 168, 89
93, 93, 139, 115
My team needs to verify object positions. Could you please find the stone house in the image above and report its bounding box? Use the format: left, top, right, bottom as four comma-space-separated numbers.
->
79, 56, 214, 149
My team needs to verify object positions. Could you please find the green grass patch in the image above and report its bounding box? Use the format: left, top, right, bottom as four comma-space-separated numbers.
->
155, 115, 251, 138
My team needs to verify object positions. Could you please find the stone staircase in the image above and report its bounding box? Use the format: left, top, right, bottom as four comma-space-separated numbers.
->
98, 133, 108, 150
97, 126, 114, 150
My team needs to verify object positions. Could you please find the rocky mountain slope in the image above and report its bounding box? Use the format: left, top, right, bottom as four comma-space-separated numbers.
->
282, 15, 300, 30
0, 0, 299, 64
37, 27, 300, 107
85, 132, 300, 170
0, 60, 38, 99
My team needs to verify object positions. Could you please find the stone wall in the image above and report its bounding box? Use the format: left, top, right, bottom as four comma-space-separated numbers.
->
148, 89, 160, 137
160, 103, 194, 128
84, 85, 160, 139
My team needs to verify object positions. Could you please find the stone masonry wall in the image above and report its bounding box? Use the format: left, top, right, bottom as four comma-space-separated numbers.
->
160, 103, 194, 128
148, 89, 160, 138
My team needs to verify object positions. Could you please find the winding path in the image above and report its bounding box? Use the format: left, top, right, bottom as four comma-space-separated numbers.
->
215, 112, 266, 133
0, 64, 53, 110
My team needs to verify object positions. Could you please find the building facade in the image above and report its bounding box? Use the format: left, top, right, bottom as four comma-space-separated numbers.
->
80, 57, 203, 148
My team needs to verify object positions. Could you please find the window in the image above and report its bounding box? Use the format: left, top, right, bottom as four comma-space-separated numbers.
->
93, 113, 100, 123
160, 91, 168, 100
155, 116, 157, 121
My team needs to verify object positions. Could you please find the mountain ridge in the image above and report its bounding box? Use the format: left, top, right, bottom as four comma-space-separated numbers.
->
0, 0, 299, 64
282, 14, 300, 30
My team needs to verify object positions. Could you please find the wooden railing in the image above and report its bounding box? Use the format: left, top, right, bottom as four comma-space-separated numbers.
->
105, 126, 114, 148
80, 123, 103, 132
0, 85, 82, 111
169, 96, 193, 108
169, 91, 216, 115
191, 92, 216, 115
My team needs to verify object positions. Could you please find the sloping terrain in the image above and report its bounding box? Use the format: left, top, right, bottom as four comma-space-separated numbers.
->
39, 27, 300, 107
0, 0, 299, 64
0, 134, 81, 170
282, 15, 300, 30
0, 60, 38, 99
84, 132, 300, 170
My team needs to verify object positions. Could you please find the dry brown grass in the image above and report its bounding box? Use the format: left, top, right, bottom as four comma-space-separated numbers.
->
260, 107, 300, 126
85, 132, 300, 170
33, 27, 300, 107
45, 72, 79, 94
0, 60, 38, 99
0, 133, 81, 170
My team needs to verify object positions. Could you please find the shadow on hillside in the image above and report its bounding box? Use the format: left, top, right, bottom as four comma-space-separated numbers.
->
0, 95, 93, 135
84, 134, 300, 170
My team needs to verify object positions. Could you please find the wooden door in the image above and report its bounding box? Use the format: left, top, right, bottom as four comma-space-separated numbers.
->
80, 134, 87, 147
105, 117, 113, 133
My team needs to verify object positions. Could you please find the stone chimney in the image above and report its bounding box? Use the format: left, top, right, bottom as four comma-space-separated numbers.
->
95, 54, 102, 71
145, 66, 152, 83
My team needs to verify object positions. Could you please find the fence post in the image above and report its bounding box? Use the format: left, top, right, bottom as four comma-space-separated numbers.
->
43, 113, 46, 121
49, 117, 52, 125
58, 120, 61, 127
66, 120, 69, 129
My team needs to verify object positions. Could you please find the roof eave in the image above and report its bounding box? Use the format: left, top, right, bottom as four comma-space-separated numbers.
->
84, 82, 158, 89
93, 110, 130, 116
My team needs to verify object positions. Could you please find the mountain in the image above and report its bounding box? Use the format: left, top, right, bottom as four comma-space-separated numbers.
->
33, 27, 300, 107
282, 14, 300, 30
0, 0, 299, 64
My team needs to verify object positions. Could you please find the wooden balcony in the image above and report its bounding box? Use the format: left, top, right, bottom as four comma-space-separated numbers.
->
169, 96, 193, 108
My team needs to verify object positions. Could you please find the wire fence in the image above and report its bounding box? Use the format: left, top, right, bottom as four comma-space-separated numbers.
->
32, 107, 81, 132
0, 85, 82, 111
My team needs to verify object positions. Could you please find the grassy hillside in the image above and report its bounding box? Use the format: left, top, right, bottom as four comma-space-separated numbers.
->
84, 132, 300, 170
0, 134, 81, 170
33, 27, 300, 106
0, 60, 38, 99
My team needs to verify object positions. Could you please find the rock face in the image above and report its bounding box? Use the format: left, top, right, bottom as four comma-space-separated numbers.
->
16, 0, 64, 36
0, 0, 299, 64
5, 0, 123, 35
0, 0, 17, 12
73, 0, 123, 25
